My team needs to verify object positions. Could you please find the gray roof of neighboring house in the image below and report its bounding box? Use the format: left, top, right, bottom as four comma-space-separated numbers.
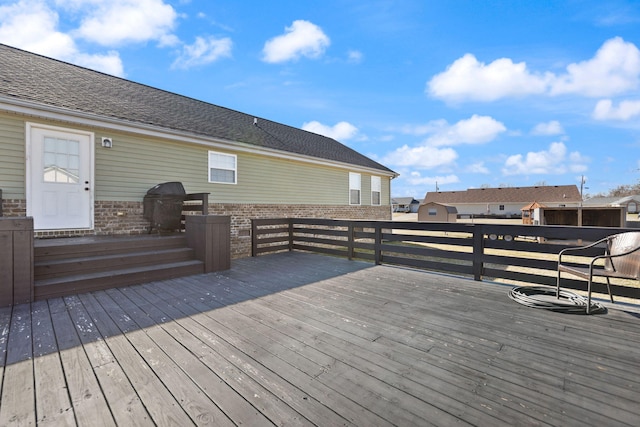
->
0, 44, 395, 175
392, 197, 419, 205
423, 185, 582, 204
583, 195, 640, 206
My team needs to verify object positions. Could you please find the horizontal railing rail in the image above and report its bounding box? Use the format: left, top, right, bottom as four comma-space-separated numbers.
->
251, 218, 640, 301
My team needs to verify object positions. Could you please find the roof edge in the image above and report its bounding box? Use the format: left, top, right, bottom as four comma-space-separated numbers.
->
1, 96, 398, 178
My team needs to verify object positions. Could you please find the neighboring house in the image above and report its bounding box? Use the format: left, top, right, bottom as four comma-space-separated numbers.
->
417, 202, 457, 222
392, 197, 420, 213
422, 185, 582, 217
583, 195, 640, 214
0, 44, 397, 258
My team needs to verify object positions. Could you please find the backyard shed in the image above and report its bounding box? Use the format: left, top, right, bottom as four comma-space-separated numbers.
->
418, 202, 458, 222
521, 201, 545, 224
536, 206, 627, 227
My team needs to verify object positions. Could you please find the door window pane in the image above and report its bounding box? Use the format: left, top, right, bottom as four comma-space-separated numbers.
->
43, 137, 80, 183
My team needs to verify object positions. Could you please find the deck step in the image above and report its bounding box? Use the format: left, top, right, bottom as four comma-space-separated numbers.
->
35, 260, 205, 300
34, 234, 189, 261
35, 247, 197, 280
33, 234, 205, 300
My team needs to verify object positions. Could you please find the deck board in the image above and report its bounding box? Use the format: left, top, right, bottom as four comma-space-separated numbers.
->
1, 251, 640, 426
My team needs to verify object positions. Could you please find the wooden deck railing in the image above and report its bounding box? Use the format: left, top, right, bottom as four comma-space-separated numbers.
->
251, 218, 640, 300
180, 192, 209, 230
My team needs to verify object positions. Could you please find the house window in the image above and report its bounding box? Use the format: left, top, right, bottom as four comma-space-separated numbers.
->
429, 208, 437, 216
371, 176, 381, 205
499, 205, 505, 211
208, 151, 236, 184
349, 172, 361, 205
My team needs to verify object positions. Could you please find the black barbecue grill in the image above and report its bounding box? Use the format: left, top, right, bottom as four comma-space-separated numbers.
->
143, 182, 186, 233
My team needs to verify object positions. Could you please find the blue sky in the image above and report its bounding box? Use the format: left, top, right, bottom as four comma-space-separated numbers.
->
2, 0, 640, 198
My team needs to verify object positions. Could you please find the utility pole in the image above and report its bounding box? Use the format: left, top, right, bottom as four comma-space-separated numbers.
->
580, 175, 588, 206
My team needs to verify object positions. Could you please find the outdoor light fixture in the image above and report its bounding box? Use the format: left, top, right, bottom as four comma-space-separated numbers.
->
101, 137, 113, 148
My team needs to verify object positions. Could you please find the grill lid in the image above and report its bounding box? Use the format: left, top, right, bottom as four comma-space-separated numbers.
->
145, 182, 186, 195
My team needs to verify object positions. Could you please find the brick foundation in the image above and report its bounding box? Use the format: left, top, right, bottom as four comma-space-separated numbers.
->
2, 199, 391, 258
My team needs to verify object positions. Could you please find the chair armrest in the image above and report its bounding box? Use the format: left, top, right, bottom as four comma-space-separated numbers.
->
558, 236, 609, 262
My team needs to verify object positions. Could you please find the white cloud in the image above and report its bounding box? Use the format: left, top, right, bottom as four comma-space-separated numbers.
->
171, 36, 232, 69
502, 142, 589, 176
406, 172, 459, 186
428, 54, 550, 102
73, 0, 178, 47
466, 162, 490, 174
73, 50, 124, 75
262, 20, 330, 63
550, 37, 640, 97
347, 50, 363, 63
383, 115, 504, 170
425, 115, 506, 147
0, 0, 124, 76
592, 99, 640, 120
428, 37, 640, 102
531, 120, 564, 135
383, 145, 458, 169
302, 121, 359, 141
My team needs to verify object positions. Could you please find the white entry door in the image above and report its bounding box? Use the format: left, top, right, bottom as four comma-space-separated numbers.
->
27, 124, 94, 230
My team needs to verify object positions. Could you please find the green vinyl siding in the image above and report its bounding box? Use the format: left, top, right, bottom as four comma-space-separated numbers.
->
0, 114, 26, 198
0, 114, 392, 205
94, 130, 392, 205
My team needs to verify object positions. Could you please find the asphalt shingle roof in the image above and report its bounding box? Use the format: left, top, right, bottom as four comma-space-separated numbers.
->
423, 185, 582, 204
583, 195, 640, 205
0, 44, 395, 175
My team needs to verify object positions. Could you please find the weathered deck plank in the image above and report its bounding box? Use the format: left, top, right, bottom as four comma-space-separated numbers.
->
0, 304, 36, 426
32, 300, 75, 426
0, 251, 639, 426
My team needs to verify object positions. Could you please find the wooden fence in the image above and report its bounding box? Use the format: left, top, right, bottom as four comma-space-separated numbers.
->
252, 218, 640, 300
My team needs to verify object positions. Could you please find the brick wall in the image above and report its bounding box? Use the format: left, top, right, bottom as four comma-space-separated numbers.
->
2, 199, 391, 258
1, 199, 26, 217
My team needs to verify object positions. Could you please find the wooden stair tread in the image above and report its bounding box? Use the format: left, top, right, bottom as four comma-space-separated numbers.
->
35, 247, 194, 268
34, 234, 189, 260
32, 234, 210, 301
35, 260, 204, 287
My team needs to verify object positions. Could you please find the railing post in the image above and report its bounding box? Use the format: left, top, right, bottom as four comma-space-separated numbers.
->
472, 224, 484, 281
288, 218, 294, 252
0, 217, 34, 306
186, 215, 231, 272
347, 223, 354, 260
251, 219, 258, 256
374, 223, 382, 265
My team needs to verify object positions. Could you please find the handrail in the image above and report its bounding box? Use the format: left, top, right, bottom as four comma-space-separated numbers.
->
251, 218, 640, 301
181, 192, 209, 230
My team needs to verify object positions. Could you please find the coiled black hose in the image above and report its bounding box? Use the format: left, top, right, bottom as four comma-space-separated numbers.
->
508, 286, 606, 314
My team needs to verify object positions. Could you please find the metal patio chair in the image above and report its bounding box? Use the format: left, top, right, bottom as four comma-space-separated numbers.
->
557, 231, 640, 314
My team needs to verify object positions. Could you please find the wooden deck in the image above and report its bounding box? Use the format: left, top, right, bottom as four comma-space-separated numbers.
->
1, 252, 639, 426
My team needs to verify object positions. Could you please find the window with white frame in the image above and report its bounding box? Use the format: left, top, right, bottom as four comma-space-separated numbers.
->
208, 151, 236, 184
349, 172, 361, 205
371, 176, 381, 205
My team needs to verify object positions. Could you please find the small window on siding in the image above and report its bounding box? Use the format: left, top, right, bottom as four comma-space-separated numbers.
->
499, 205, 505, 211
208, 151, 236, 184
371, 176, 381, 205
349, 172, 361, 205
429, 208, 437, 216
